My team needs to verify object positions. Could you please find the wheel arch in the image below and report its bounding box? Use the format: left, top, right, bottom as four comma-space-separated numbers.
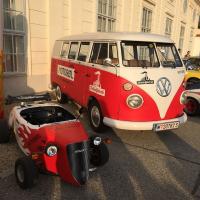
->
87, 96, 98, 107
187, 77, 200, 83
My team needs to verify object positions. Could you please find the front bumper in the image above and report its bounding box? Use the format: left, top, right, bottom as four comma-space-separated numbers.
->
103, 113, 187, 131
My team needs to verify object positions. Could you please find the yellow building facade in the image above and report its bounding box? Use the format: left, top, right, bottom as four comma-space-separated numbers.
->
1, 0, 200, 95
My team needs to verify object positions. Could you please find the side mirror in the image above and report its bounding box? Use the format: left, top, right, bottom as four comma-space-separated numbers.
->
103, 58, 117, 67
103, 58, 112, 66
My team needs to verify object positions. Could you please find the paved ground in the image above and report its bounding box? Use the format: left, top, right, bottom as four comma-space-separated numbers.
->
0, 101, 200, 200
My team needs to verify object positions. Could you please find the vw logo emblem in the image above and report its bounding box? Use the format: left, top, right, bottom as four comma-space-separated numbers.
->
156, 77, 172, 97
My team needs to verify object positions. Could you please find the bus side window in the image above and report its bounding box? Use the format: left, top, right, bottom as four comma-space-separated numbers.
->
90, 43, 101, 64
77, 42, 90, 62
68, 42, 79, 60
90, 43, 108, 65
60, 42, 69, 58
97, 43, 108, 65
109, 43, 119, 65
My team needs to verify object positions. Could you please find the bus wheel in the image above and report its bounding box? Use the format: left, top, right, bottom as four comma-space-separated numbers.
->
55, 85, 67, 104
88, 100, 105, 132
15, 156, 38, 189
0, 119, 10, 143
184, 97, 199, 116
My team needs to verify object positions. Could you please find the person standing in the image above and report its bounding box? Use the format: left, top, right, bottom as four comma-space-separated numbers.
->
184, 51, 191, 59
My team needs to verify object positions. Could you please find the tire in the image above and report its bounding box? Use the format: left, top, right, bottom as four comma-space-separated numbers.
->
15, 157, 38, 189
184, 97, 199, 116
0, 119, 10, 143
186, 78, 200, 88
88, 100, 105, 132
90, 141, 109, 167
55, 85, 67, 104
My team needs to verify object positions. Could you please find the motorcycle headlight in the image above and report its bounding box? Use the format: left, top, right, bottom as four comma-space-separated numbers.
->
93, 137, 101, 146
126, 94, 143, 109
180, 91, 187, 104
46, 145, 58, 157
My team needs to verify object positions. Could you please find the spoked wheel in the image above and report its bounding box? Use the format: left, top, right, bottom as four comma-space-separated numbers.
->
88, 100, 106, 132
15, 157, 38, 189
55, 85, 67, 104
184, 97, 199, 116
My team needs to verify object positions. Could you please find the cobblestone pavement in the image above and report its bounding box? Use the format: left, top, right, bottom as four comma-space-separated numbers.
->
0, 101, 200, 200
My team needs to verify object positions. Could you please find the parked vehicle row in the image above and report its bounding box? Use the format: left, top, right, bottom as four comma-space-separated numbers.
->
183, 57, 200, 116
1, 32, 199, 191
184, 82, 200, 116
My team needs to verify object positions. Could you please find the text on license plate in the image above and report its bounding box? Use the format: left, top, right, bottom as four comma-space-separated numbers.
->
153, 121, 180, 131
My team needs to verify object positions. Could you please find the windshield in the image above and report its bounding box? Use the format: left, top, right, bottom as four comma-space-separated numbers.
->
121, 41, 182, 68
121, 41, 159, 67
156, 43, 182, 67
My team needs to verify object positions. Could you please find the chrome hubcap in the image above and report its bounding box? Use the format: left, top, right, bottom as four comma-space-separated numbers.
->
91, 106, 100, 128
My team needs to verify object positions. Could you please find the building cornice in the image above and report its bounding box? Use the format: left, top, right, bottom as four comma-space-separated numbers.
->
143, 0, 156, 6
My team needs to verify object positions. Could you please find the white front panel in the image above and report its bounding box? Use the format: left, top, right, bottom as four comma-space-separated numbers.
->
119, 67, 185, 119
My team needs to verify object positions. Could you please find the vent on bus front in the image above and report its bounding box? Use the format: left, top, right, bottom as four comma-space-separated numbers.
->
67, 141, 89, 185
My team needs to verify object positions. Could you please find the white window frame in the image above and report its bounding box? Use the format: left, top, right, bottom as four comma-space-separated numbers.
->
178, 25, 185, 55
183, 0, 188, 14
189, 28, 194, 51
97, 0, 117, 32
141, 7, 152, 33
165, 17, 173, 37
3, 0, 26, 74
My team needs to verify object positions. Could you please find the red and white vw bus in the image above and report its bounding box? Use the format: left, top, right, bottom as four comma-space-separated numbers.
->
51, 32, 187, 132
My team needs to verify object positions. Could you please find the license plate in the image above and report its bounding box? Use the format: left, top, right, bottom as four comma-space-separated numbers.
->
153, 121, 180, 132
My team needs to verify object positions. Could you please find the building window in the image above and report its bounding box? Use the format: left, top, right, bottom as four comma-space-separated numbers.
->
97, 0, 116, 32
165, 18, 172, 37
141, 7, 152, 33
193, 9, 196, 21
178, 26, 185, 54
198, 15, 200, 29
3, 0, 26, 73
189, 29, 194, 51
183, 0, 188, 13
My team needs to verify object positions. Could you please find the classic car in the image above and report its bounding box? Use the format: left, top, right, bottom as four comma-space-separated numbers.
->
184, 83, 200, 116
0, 94, 109, 189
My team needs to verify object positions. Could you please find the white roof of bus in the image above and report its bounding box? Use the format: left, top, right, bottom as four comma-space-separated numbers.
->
57, 32, 174, 43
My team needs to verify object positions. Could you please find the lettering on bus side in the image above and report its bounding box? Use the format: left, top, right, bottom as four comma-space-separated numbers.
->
57, 65, 75, 81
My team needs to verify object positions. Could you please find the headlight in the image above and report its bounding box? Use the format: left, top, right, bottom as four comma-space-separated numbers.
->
93, 137, 101, 146
46, 145, 58, 156
180, 91, 187, 104
126, 94, 143, 109
123, 82, 133, 91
